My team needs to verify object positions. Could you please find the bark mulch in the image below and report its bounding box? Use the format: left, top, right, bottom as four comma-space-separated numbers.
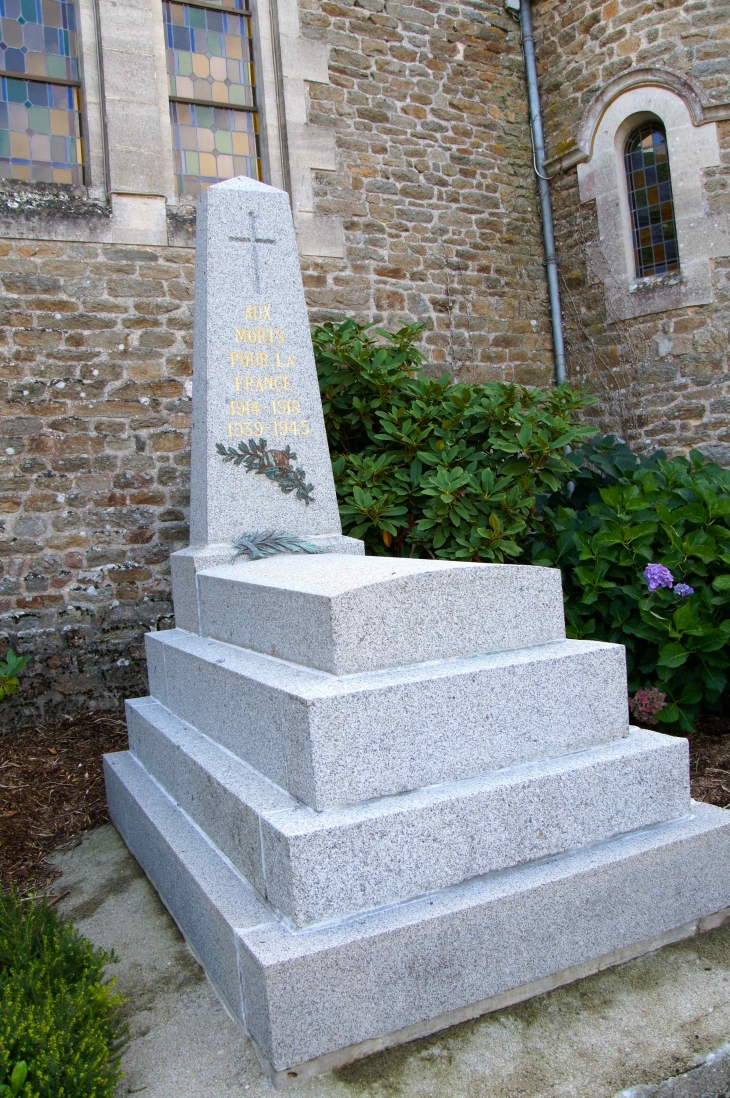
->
692, 715, 730, 809
0, 711, 128, 894
0, 711, 729, 895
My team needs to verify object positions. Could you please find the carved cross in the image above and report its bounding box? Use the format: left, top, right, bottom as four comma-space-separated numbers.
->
229, 211, 275, 293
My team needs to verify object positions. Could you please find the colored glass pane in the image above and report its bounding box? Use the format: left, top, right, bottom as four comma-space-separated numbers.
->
624, 122, 680, 279
164, 0, 255, 108
0, 75, 81, 181
170, 99, 260, 196
0, 0, 78, 82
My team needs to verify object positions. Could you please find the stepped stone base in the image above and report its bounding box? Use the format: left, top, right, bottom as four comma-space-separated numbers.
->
105, 747, 730, 1080
126, 697, 689, 927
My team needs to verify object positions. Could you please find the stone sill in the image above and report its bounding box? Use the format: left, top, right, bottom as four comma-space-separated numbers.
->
0, 178, 110, 220
629, 272, 683, 295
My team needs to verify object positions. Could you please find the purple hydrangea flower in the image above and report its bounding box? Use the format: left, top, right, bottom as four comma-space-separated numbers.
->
674, 583, 694, 598
644, 563, 674, 592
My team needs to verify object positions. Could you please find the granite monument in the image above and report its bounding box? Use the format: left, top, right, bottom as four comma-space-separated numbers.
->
105, 177, 730, 1087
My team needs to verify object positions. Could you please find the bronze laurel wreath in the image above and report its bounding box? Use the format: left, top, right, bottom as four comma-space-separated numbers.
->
216, 437, 315, 505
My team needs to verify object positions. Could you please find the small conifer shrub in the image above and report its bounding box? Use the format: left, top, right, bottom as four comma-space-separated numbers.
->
0, 891, 127, 1098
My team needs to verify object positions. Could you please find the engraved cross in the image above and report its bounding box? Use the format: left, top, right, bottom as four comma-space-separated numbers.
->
229, 211, 275, 293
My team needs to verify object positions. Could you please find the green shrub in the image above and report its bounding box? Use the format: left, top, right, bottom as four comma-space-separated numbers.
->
0, 651, 30, 702
313, 318, 596, 560
534, 446, 730, 732
314, 320, 730, 731
0, 891, 127, 1098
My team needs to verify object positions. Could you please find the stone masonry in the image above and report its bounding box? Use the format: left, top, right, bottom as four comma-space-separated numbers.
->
0, 239, 194, 725
533, 0, 730, 456
297, 0, 555, 383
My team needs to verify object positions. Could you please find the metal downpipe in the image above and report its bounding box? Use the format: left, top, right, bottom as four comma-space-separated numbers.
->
515, 0, 567, 385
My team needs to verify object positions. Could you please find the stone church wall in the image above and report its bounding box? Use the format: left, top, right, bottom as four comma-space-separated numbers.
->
297, 0, 555, 384
2, 0, 730, 725
533, 0, 730, 458
0, 238, 194, 725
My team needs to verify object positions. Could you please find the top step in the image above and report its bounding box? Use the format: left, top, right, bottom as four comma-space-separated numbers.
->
194, 554, 565, 675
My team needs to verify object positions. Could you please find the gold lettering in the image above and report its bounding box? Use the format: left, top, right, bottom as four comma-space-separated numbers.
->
286, 354, 295, 369
239, 305, 272, 327
229, 399, 260, 416
234, 375, 241, 392
256, 352, 268, 367
271, 399, 301, 415
276, 330, 285, 343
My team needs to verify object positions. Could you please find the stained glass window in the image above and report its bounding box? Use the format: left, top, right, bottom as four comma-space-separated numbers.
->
0, 0, 82, 182
165, 0, 261, 196
164, 0, 254, 107
624, 123, 679, 279
0, 76, 81, 181
170, 101, 257, 196
0, 0, 78, 81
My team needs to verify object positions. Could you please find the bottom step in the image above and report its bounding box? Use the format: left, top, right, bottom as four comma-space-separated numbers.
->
104, 750, 730, 1082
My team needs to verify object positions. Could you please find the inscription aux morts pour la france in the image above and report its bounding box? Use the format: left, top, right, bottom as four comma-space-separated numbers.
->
216, 302, 315, 505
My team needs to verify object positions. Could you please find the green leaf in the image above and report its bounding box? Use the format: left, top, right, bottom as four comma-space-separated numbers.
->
672, 601, 699, 633
712, 574, 730, 590
657, 642, 689, 668
518, 421, 532, 448
679, 682, 703, 705
657, 702, 680, 724
9, 1063, 27, 1096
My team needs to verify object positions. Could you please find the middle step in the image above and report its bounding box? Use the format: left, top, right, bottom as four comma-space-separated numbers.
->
127, 696, 690, 928
145, 630, 630, 809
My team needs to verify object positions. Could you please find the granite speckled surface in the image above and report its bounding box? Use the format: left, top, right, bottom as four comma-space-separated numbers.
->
145, 629, 629, 809
190, 177, 342, 546
196, 554, 566, 673
105, 750, 730, 1073
127, 696, 689, 928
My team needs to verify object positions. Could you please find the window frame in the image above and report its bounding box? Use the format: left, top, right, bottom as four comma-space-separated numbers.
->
576, 89, 729, 321
163, 0, 263, 199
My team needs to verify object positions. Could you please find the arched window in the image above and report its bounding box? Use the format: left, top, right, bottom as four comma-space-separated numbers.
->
624, 122, 680, 279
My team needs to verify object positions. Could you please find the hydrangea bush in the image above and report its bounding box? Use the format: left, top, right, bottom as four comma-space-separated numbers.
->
533, 452, 730, 731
